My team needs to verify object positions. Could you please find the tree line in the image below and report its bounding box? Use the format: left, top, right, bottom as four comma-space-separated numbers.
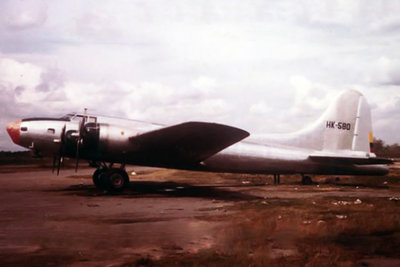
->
374, 139, 400, 158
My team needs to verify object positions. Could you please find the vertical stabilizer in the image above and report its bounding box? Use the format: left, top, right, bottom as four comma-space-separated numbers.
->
259, 90, 375, 156
320, 89, 373, 153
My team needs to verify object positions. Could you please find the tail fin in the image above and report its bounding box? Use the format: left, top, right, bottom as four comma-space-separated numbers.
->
321, 89, 373, 154
264, 90, 375, 156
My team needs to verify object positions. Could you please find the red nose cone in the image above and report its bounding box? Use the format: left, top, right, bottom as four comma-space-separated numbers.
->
6, 119, 21, 145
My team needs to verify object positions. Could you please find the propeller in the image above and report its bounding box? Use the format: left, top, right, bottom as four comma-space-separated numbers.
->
75, 116, 86, 172
56, 124, 67, 175
52, 155, 57, 173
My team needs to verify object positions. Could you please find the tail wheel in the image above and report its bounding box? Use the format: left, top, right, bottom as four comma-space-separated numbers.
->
101, 169, 129, 193
302, 175, 313, 185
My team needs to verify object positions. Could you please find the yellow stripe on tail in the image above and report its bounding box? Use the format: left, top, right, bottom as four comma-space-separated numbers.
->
369, 131, 374, 153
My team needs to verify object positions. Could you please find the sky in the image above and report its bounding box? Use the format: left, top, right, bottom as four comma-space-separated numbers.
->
0, 0, 399, 151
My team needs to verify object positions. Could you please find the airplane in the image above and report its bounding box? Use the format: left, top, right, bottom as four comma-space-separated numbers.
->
6, 89, 393, 193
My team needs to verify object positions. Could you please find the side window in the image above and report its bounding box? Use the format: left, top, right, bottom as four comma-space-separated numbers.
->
47, 128, 55, 134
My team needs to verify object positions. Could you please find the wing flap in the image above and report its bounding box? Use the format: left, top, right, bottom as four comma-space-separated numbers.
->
128, 122, 249, 165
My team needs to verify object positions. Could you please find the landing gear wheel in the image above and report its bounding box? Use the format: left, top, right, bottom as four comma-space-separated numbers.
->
302, 175, 313, 185
92, 169, 106, 189
101, 169, 129, 193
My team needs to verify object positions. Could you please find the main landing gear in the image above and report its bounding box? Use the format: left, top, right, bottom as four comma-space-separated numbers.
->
92, 164, 130, 193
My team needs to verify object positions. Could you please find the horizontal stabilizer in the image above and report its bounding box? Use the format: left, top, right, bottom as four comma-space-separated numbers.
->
128, 122, 249, 165
309, 155, 394, 165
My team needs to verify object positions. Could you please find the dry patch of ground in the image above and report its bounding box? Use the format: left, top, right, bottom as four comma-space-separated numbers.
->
1, 163, 400, 266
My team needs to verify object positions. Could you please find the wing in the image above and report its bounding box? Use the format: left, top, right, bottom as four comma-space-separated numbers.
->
128, 121, 249, 165
309, 155, 393, 165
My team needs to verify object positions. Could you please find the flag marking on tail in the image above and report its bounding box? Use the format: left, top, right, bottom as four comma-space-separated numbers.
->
369, 131, 374, 153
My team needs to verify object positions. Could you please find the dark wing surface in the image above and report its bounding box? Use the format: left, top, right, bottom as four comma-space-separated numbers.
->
128, 122, 249, 165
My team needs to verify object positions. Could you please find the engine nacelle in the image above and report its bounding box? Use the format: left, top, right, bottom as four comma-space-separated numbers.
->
80, 123, 131, 162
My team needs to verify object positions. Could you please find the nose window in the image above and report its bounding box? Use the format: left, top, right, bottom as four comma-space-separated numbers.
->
21, 127, 28, 132
47, 128, 55, 134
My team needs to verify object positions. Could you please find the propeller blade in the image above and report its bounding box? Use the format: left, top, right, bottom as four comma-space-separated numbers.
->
52, 155, 57, 173
57, 156, 63, 175
57, 124, 66, 176
74, 142, 80, 172
74, 117, 86, 172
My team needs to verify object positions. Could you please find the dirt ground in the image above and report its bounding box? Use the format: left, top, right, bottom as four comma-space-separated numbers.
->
1, 163, 400, 266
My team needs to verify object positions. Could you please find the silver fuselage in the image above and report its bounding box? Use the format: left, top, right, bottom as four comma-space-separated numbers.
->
17, 114, 388, 176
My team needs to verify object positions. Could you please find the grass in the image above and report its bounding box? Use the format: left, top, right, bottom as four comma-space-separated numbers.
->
147, 192, 400, 266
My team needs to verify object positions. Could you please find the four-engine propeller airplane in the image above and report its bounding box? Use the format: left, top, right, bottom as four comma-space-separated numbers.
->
6, 90, 393, 192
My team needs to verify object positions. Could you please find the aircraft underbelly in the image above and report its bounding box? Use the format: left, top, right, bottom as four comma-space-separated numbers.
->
202, 142, 312, 174
201, 142, 389, 175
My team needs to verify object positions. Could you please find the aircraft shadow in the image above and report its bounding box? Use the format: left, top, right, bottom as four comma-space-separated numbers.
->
58, 181, 264, 201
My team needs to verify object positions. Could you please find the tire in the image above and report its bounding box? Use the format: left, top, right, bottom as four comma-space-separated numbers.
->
92, 169, 106, 189
102, 169, 129, 193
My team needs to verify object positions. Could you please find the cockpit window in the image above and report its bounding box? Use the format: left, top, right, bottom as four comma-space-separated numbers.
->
71, 115, 83, 121
60, 113, 97, 123
59, 114, 75, 121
